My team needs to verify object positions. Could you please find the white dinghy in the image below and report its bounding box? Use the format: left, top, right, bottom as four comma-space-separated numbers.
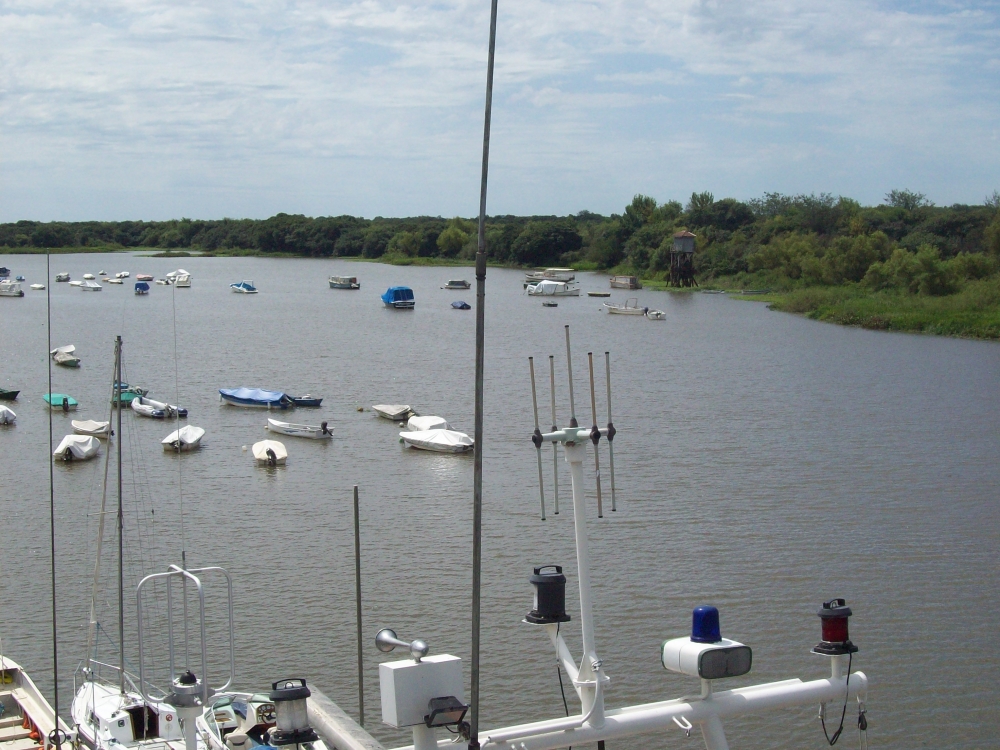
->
400, 428, 474, 453
0, 404, 15, 424
407, 415, 450, 431
54, 434, 100, 460
162, 424, 205, 451
51, 344, 81, 367
252, 439, 287, 465
72, 419, 111, 438
131, 395, 187, 419
373, 404, 413, 420
267, 417, 333, 439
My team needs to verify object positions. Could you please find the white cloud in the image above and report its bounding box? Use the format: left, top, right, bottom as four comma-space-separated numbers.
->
0, 0, 997, 220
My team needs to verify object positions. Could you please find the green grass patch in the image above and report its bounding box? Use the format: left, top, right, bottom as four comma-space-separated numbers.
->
1, 245, 128, 254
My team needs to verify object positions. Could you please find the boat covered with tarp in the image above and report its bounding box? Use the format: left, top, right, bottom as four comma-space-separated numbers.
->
72, 419, 111, 438
134, 281, 150, 294
54, 434, 100, 460
372, 404, 413, 420
220, 387, 294, 409
51, 344, 81, 367
162, 425, 205, 451
400, 428, 474, 453
526, 279, 580, 296
253, 439, 287, 465
406, 415, 450, 431
0, 405, 15, 424
381, 286, 415, 309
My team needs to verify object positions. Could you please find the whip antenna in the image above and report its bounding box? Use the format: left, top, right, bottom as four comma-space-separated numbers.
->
605, 352, 617, 511
528, 357, 546, 520
587, 352, 604, 518
548, 355, 559, 514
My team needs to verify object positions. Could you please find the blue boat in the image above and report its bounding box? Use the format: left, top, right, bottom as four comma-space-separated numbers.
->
451, 300, 471, 310
231, 280, 258, 294
381, 286, 415, 309
219, 388, 294, 409
134, 282, 150, 294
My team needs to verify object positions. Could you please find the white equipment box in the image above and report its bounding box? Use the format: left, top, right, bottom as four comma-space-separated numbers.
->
379, 654, 464, 728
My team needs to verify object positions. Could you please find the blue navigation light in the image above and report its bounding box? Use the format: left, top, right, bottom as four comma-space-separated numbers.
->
691, 606, 722, 643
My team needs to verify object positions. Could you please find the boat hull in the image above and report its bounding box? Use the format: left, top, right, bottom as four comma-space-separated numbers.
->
400, 428, 474, 453
373, 404, 412, 420
267, 418, 333, 439
220, 388, 293, 409
0, 389, 19, 400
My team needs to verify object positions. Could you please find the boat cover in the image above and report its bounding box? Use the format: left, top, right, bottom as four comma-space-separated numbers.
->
399, 429, 474, 453
372, 404, 412, 420
135, 282, 150, 293
220, 388, 291, 407
381, 286, 414, 304
526, 280, 573, 295
252, 439, 287, 464
72, 419, 110, 436
451, 301, 471, 309
162, 425, 205, 450
407, 415, 450, 431
54, 434, 100, 460
0, 405, 15, 424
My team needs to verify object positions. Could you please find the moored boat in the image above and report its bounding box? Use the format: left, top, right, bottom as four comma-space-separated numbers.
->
131, 395, 187, 418
0, 280, 25, 297
0, 388, 19, 400
542, 300, 558, 307
134, 281, 150, 294
252, 439, 287, 465
111, 383, 148, 406
400, 428, 474, 453
372, 404, 413, 420
161, 424, 205, 451
230, 280, 257, 293
81, 280, 103, 291
72, 419, 111, 438
266, 417, 332, 439
329, 275, 360, 289
116, 271, 130, 278
30, 283, 45, 290
220, 388, 294, 409
55, 272, 71, 282
43, 393, 78, 410
406, 414, 450, 431
68, 280, 84, 287
51, 345, 81, 367
289, 395, 323, 407
445, 279, 471, 289
451, 300, 471, 310
610, 274, 641, 289
524, 267, 575, 283
136, 273, 154, 281
604, 297, 648, 315
647, 309, 666, 320
526, 280, 580, 296
381, 286, 415, 308
0, 404, 15, 424
54, 434, 101, 460
82, 273, 96, 280
174, 272, 192, 287
587, 291, 611, 297
107, 278, 123, 285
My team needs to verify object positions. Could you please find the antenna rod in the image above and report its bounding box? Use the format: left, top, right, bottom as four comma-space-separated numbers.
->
605, 352, 617, 512
46, 251, 61, 743
353, 485, 365, 726
470, 0, 499, 744
548, 355, 559, 515
564, 326, 577, 427
587, 353, 604, 518
116, 336, 125, 695
529, 358, 546, 520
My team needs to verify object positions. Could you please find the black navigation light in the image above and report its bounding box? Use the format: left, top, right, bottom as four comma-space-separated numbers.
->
526, 565, 571, 624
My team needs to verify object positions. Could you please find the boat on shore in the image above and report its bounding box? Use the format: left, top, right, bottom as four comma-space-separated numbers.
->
253, 439, 287, 465
400, 428, 474, 453
381, 286, 415, 309
220, 388, 294, 409
267, 417, 332, 439
54, 434, 100, 460
43, 393, 78, 410
526, 280, 580, 296
231, 280, 257, 293
329, 275, 360, 289
162, 424, 205, 451
51, 345, 81, 367
372, 404, 413, 420
604, 298, 648, 315
72, 419, 111, 438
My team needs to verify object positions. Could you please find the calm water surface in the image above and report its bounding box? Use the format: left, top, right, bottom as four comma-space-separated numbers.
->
1, 252, 998, 749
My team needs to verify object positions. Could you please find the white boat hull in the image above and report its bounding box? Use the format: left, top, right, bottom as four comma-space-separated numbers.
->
400, 428, 474, 453
267, 418, 333, 439
253, 439, 287, 465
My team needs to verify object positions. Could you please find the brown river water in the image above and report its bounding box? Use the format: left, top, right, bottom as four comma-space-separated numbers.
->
1, 251, 998, 749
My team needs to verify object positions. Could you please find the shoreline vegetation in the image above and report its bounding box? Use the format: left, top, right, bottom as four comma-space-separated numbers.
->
4, 188, 999, 339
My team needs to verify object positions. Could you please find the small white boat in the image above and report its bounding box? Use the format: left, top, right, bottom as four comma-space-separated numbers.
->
106, 278, 123, 285
329, 275, 360, 289
252, 439, 287, 465
51, 344, 81, 367
175, 272, 192, 287
407, 415, 450, 431
231, 280, 257, 293
400, 428, 474, 453
0, 404, 15, 424
526, 280, 580, 296
55, 272, 71, 282
72, 419, 111, 438
445, 279, 471, 289
82, 273, 96, 280
604, 298, 647, 315
647, 309, 666, 320
0, 280, 25, 297
30, 283, 45, 290
155, 278, 170, 285
68, 280, 84, 287
162, 424, 205, 451
54, 434, 101, 460
136, 273, 154, 281
115, 271, 130, 278
81, 280, 103, 291
525, 267, 575, 283
131, 395, 187, 419
267, 417, 333, 439
373, 404, 413, 420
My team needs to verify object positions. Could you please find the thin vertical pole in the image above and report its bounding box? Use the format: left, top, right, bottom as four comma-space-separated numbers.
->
46, 252, 61, 745
470, 0, 499, 743
604, 352, 617, 512
564, 326, 577, 427
353, 485, 365, 726
528, 358, 546, 520
116, 336, 125, 695
548, 356, 559, 515
587, 353, 603, 518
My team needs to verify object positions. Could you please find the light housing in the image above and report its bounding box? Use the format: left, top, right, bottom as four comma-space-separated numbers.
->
424, 696, 469, 727
661, 606, 752, 680
812, 598, 859, 656
525, 566, 571, 624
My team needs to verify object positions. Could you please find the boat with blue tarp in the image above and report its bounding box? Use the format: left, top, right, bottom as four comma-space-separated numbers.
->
219, 387, 294, 409
381, 286, 415, 309
134, 281, 150, 294
451, 300, 471, 310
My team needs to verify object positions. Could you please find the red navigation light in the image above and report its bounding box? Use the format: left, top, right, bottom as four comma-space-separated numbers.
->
812, 598, 859, 656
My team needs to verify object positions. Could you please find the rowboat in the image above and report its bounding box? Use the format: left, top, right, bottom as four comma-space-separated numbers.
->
400, 428, 474, 453
329, 275, 360, 289
0, 404, 15, 424
106, 278, 123, 285
220, 387, 293, 409
68, 280, 83, 286
230, 280, 257, 293
162, 424, 205, 451
253, 439, 287, 465
0, 388, 18, 400
72, 419, 111, 438
43, 393, 78, 410
604, 298, 648, 315
381, 286, 415, 308
54, 434, 100, 460
587, 291, 611, 297
406, 415, 450, 431
30, 284, 45, 290
267, 417, 333, 439
372, 404, 413, 420
52, 345, 81, 368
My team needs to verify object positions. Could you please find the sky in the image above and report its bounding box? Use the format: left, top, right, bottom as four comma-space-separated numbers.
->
1, 0, 998, 222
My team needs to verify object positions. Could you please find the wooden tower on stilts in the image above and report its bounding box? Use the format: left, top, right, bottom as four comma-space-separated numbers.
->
669, 231, 697, 287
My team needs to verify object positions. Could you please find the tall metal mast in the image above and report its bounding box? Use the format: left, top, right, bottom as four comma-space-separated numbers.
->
116, 335, 125, 695
470, 0, 500, 746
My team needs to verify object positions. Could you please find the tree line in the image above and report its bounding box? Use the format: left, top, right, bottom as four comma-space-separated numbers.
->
3, 189, 999, 296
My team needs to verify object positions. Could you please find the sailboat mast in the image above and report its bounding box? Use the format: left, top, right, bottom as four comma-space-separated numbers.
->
470, 0, 499, 747
116, 335, 125, 695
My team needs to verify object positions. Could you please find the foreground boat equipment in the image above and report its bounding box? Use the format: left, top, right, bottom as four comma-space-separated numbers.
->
269, 678, 320, 746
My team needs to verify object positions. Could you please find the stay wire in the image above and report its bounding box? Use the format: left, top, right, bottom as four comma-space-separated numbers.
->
820, 653, 852, 746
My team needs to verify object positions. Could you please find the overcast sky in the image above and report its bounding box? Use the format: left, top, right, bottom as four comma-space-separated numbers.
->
1, 0, 997, 221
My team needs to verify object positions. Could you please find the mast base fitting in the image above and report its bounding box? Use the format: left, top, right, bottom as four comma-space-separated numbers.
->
811, 640, 859, 656
269, 728, 319, 746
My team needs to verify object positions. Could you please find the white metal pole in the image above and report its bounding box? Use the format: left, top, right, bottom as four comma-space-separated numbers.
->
179, 707, 200, 750
563, 442, 603, 724
699, 716, 729, 750
413, 725, 437, 750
